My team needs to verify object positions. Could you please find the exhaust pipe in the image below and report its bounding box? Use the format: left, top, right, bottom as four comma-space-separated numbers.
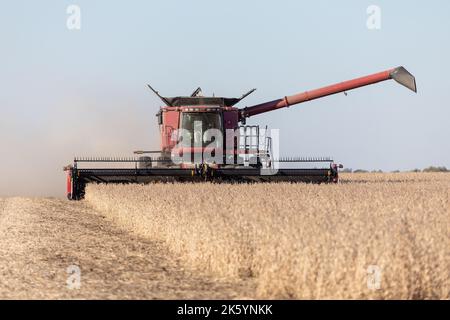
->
390, 66, 417, 93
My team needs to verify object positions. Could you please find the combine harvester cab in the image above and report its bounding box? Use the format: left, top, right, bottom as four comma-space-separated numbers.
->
65, 66, 416, 200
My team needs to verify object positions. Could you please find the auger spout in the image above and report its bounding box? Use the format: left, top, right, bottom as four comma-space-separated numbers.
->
239, 66, 416, 120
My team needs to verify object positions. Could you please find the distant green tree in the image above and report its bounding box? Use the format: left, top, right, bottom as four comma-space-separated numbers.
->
354, 169, 368, 173
422, 166, 448, 172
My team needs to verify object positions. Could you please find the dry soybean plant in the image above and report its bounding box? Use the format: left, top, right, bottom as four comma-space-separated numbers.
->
85, 173, 450, 299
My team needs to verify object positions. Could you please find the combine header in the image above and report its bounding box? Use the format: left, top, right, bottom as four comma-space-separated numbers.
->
65, 66, 416, 200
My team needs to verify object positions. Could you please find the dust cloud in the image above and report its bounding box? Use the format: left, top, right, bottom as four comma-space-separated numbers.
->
0, 101, 159, 198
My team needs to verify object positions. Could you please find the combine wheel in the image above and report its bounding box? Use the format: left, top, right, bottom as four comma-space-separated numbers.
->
138, 156, 152, 169
155, 156, 172, 168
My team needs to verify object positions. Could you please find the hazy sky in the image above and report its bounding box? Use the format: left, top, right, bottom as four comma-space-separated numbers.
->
1, 1, 449, 197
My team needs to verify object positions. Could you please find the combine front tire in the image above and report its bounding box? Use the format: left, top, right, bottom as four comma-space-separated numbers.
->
138, 156, 152, 169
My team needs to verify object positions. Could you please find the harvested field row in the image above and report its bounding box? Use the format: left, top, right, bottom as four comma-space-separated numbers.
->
0, 198, 252, 299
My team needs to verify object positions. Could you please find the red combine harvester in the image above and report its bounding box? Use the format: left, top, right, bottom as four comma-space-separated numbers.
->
65, 67, 416, 200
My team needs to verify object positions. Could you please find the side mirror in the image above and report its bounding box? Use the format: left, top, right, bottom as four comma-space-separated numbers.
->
156, 112, 163, 125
